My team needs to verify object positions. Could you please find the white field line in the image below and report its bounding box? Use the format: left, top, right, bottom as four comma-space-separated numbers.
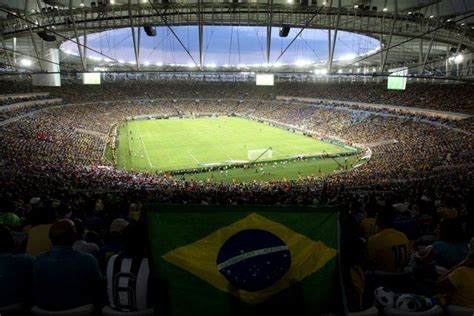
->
187, 150, 200, 164
135, 122, 154, 169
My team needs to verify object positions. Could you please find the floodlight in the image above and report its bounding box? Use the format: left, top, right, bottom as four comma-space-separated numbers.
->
295, 59, 311, 67
20, 59, 32, 67
339, 54, 356, 61
454, 54, 464, 64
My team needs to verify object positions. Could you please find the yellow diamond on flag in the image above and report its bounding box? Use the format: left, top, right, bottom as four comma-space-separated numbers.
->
162, 213, 337, 304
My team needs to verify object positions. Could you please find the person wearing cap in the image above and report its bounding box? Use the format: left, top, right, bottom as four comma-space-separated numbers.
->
0, 224, 35, 307
0, 212, 27, 252
97, 219, 129, 269
32, 219, 103, 311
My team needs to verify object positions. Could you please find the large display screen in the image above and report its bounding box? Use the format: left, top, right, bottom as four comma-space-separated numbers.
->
387, 67, 408, 90
256, 74, 274, 86
82, 72, 101, 85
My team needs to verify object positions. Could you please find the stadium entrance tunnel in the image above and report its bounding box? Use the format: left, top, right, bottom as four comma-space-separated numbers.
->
106, 114, 366, 183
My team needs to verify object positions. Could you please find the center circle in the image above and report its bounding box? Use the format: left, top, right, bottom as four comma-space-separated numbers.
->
216, 229, 291, 292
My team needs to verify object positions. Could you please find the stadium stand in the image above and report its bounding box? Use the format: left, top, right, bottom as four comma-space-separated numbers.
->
0, 81, 472, 315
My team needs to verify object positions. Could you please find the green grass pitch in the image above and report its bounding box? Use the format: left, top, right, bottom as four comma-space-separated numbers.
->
114, 117, 361, 182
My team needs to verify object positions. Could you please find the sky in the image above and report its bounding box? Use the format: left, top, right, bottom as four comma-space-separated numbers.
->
61, 26, 380, 66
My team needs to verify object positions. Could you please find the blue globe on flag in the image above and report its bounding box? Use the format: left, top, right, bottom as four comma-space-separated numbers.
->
216, 229, 291, 292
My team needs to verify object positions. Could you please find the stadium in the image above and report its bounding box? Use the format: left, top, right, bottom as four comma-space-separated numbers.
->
0, 0, 473, 315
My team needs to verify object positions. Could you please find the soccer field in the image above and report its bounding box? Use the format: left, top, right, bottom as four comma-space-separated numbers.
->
114, 116, 360, 181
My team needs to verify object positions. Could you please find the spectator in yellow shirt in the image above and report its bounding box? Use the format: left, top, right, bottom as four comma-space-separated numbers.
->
437, 196, 458, 220
25, 207, 56, 257
360, 207, 380, 241
437, 238, 474, 309
366, 208, 410, 272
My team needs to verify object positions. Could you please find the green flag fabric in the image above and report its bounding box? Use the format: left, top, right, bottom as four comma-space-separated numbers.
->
147, 204, 342, 315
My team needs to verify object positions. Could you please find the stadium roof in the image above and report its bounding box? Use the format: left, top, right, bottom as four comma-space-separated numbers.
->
0, 0, 472, 78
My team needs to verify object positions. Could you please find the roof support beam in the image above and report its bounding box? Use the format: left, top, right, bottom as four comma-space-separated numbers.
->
198, 0, 204, 68
69, 0, 86, 71
421, 4, 439, 74
381, 16, 396, 73
418, 38, 423, 74
83, 13, 87, 70
148, 1, 199, 68
128, 0, 140, 70
328, 0, 341, 73
271, 4, 325, 68
266, 0, 273, 65
421, 35, 434, 73
0, 35, 13, 67
24, 0, 44, 71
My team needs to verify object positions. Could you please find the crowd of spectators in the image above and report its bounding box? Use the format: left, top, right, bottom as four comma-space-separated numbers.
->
0, 80, 472, 314
0, 79, 472, 113
0, 96, 63, 122
0, 94, 50, 107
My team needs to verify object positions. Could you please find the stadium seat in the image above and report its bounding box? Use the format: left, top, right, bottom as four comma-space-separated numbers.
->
31, 304, 94, 316
383, 305, 443, 316
349, 306, 379, 316
446, 305, 474, 316
0, 303, 28, 315
102, 306, 154, 316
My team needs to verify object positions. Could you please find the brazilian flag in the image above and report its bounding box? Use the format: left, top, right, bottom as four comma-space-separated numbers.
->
147, 205, 344, 315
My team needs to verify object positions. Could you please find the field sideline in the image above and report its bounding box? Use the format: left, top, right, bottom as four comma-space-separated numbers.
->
114, 116, 360, 181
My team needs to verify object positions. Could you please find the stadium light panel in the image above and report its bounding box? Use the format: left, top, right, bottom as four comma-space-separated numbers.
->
383, 7, 388, 12
20, 59, 32, 67
454, 54, 464, 64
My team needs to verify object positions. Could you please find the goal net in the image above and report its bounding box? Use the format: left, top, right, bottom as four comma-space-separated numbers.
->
248, 148, 273, 160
